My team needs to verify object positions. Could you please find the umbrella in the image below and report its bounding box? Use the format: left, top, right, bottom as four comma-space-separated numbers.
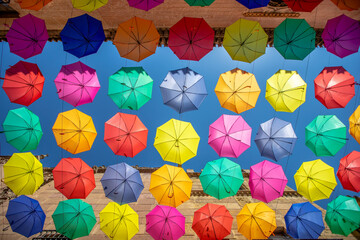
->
265, 70, 307, 112
199, 158, 244, 200
3, 152, 43, 195
282, 0, 323, 12
60, 14, 105, 58
294, 159, 337, 202
71, 0, 108, 11
305, 115, 346, 156
108, 67, 153, 110
52, 109, 97, 154
192, 203, 233, 240
215, 68, 261, 114
349, 105, 360, 144
113, 17, 160, 62
149, 164, 192, 207
168, 17, 214, 61
236, 0, 270, 9
6, 196, 46, 237
2, 107, 43, 152
160, 67, 207, 113
154, 119, 200, 165
146, 205, 185, 240
52, 199, 96, 239
223, 19, 268, 63
254, 117, 297, 161
184, 0, 215, 6
337, 151, 360, 192
314, 66, 355, 109
54, 61, 100, 107
208, 114, 251, 158
100, 202, 138, 240
284, 202, 325, 239
2, 61, 44, 106
331, 0, 360, 10
53, 158, 96, 199
127, 0, 163, 11
104, 113, 148, 157
17, 0, 51, 10
237, 202, 277, 240
249, 160, 288, 203
322, 14, 360, 58
100, 162, 144, 204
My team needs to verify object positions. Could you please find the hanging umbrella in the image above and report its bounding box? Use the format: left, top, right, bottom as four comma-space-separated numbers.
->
113, 17, 160, 62
160, 67, 207, 113
6, 195, 46, 237
3, 152, 43, 196
199, 158, 244, 200
146, 205, 185, 240
305, 115, 346, 156
60, 14, 105, 58
223, 19, 268, 63
149, 164, 192, 208
184, 0, 215, 6
52, 109, 97, 154
337, 151, 360, 192
331, 0, 360, 10
154, 119, 200, 165
208, 114, 251, 158
17, 0, 52, 10
254, 117, 297, 161
192, 203, 233, 240
127, 0, 163, 10
100, 162, 144, 204
236, 0, 270, 9
349, 105, 360, 144
282, 0, 323, 12
71, 0, 108, 11
168, 17, 214, 61
215, 68, 261, 114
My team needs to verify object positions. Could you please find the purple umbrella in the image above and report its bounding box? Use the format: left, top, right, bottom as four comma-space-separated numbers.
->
322, 14, 360, 58
127, 0, 163, 11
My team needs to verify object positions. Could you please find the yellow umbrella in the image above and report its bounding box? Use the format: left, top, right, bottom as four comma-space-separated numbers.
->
294, 159, 337, 202
149, 164, 192, 207
265, 70, 307, 112
3, 152, 43, 195
237, 202, 276, 240
71, 0, 108, 12
52, 109, 97, 154
349, 105, 360, 144
154, 119, 200, 165
100, 202, 138, 240
215, 68, 261, 114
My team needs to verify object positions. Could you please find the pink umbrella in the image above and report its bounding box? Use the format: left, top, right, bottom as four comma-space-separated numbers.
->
208, 114, 251, 158
54, 61, 100, 107
127, 0, 164, 11
146, 205, 185, 240
249, 160, 288, 203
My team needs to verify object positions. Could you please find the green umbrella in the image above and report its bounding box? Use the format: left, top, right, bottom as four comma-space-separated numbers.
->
1, 107, 43, 152
274, 18, 315, 60
325, 195, 360, 236
184, 0, 215, 6
305, 115, 346, 156
52, 199, 96, 239
199, 158, 244, 200
108, 67, 153, 110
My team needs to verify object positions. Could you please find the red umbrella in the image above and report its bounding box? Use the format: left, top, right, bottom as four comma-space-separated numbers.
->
314, 66, 355, 109
52, 158, 96, 199
337, 151, 360, 192
168, 17, 214, 61
104, 113, 148, 157
2, 61, 44, 106
282, 0, 323, 12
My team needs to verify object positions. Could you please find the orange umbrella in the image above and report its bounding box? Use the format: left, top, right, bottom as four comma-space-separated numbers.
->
17, 0, 52, 10
331, 0, 360, 10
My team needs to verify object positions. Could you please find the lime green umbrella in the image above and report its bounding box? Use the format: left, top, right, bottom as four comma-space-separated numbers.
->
184, 0, 215, 6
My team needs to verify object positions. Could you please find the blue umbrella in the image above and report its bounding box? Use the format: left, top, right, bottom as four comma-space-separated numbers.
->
285, 202, 325, 239
100, 162, 144, 204
60, 14, 105, 58
6, 195, 46, 237
160, 67, 207, 114
254, 117, 297, 161
236, 0, 270, 9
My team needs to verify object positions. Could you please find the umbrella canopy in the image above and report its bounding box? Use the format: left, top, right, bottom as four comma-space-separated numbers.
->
208, 114, 251, 158
223, 19, 268, 63
3, 152, 43, 195
149, 164, 192, 207
331, 0, 360, 10
215, 68, 261, 114
160, 67, 207, 113
100, 162, 144, 204
305, 115, 346, 156
60, 14, 105, 58
127, 0, 163, 10
199, 158, 244, 200
349, 105, 360, 144
72, 0, 108, 11
146, 205, 185, 240
337, 151, 360, 192
17, 0, 51, 10
282, 0, 323, 12
113, 17, 160, 62
52, 109, 97, 154
236, 0, 270, 9
184, 0, 215, 6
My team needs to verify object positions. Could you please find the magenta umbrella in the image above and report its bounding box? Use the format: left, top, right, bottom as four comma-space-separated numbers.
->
54, 61, 100, 107
208, 114, 251, 158
146, 205, 185, 240
127, 0, 163, 11
249, 160, 288, 203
